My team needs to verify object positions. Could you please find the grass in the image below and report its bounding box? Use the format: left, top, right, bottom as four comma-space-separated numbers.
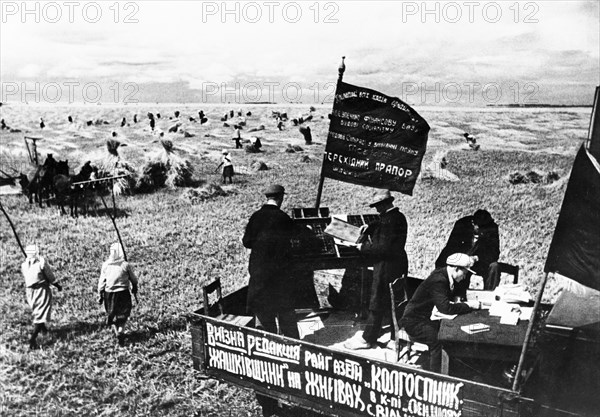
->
0, 104, 591, 416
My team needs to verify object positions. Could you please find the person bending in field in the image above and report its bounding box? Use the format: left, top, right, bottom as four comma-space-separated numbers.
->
21, 244, 63, 350
97, 242, 138, 346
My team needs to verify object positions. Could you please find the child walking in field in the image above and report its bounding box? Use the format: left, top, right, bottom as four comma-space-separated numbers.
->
97, 242, 138, 346
21, 244, 63, 350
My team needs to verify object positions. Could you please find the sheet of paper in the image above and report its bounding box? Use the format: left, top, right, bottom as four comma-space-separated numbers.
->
430, 306, 458, 321
297, 317, 324, 339
489, 301, 521, 317
499, 311, 520, 326
519, 307, 534, 321
324, 217, 363, 244
467, 290, 496, 307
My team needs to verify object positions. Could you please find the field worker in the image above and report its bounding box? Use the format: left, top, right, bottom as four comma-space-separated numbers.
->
243, 184, 298, 417
344, 189, 409, 350
232, 127, 243, 149
21, 244, 63, 350
97, 242, 138, 346
216, 150, 234, 184
435, 209, 500, 295
402, 253, 482, 372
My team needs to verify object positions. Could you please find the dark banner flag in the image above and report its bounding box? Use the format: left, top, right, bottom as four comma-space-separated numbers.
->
322, 81, 430, 195
544, 145, 600, 291
587, 86, 600, 161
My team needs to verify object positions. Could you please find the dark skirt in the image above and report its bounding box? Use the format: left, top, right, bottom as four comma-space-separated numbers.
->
223, 165, 234, 177
104, 290, 132, 325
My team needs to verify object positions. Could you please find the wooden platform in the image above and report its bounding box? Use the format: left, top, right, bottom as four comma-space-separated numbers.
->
297, 309, 422, 366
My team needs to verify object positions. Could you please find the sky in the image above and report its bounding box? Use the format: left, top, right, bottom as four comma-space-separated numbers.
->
1, 0, 598, 106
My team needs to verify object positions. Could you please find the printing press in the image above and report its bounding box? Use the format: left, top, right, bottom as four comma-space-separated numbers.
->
289, 207, 379, 271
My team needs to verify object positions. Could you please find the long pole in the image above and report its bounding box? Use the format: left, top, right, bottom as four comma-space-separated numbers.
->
511, 271, 550, 391
111, 178, 117, 219
0, 199, 26, 257
99, 193, 138, 303
315, 56, 346, 208
99, 194, 127, 262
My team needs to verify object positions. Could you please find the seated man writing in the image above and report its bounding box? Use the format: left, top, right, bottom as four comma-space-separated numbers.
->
402, 253, 482, 373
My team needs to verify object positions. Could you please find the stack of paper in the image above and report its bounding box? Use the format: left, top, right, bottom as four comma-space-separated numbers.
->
493, 284, 532, 303
461, 323, 491, 334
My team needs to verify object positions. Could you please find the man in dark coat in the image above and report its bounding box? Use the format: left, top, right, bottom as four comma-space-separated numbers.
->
242, 184, 298, 416
402, 253, 482, 372
435, 209, 501, 295
242, 184, 298, 338
345, 189, 409, 350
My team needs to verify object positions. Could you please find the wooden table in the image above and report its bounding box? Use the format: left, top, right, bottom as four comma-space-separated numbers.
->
438, 309, 530, 375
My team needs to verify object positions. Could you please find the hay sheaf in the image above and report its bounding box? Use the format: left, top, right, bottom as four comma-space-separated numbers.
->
508, 170, 560, 185
94, 140, 137, 195
285, 144, 304, 153
250, 161, 269, 171
137, 140, 194, 192
181, 183, 229, 204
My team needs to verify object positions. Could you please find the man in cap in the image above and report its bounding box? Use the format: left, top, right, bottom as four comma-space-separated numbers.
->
435, 209, 501, 295
344, 189, 409, 350
402, 253, 482, 372
242, 184, 298, 416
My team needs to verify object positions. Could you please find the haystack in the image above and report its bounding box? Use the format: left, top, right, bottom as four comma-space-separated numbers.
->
181, 183, 228, 204
137, 140, 194, 192
96, 139, 137, 195
250, 161, 269, 171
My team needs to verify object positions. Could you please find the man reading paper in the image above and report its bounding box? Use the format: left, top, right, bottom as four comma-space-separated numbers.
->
344, 189, 409, 350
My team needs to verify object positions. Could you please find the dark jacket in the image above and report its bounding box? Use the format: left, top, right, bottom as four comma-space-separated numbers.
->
402, 267, 472, 324
242, 204, 294, 314
435, 215, 500, 276
360, 207, 409, 311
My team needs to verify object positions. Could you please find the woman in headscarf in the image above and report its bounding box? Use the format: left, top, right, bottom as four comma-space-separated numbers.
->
216, 150, 234, 184
97, 242, 138, 346
21, 244, 62, 349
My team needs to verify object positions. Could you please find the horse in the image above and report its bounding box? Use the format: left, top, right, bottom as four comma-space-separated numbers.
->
53, 161, 100, 217
21, 156, 64, 207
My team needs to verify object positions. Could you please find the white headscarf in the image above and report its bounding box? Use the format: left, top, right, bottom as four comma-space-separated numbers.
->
25, 244, 39, 260
107, 242, 125, 264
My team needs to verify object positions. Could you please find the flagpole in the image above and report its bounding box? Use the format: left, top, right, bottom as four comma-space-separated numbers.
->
0, 199, 26, 257
315, 56, 346, 208
511, 271, 551, 391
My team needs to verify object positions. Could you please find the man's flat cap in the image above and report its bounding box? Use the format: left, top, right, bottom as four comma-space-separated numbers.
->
264, 184, 285, 196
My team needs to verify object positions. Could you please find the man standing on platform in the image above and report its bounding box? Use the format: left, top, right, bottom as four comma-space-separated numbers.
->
402, 253, 482, 372
243, 184, 299, 337
242, 184, 299, 416
345, 189, 409, 350
435, 209, 501, 296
